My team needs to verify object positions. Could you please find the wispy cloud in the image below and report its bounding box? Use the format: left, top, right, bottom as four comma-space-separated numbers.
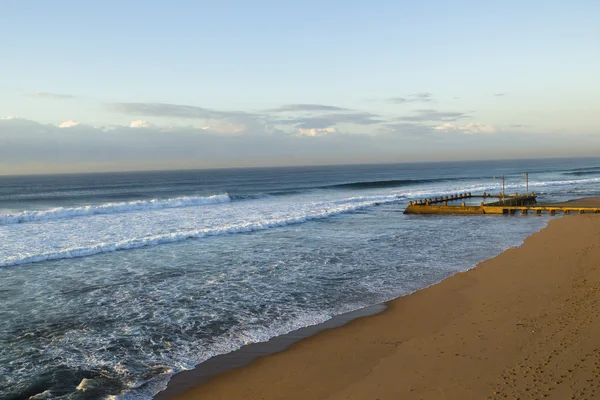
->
396, 109, 468, 122
494, 93, 505, 97
383, 122, 435, 135
388, 92, 434, 104
107, 102, 251, 120
267, 104, 350, 112
435, 122, 495, 134
27, 92, 76, 100
276, 112, 382, 129
107, 102, 263, 135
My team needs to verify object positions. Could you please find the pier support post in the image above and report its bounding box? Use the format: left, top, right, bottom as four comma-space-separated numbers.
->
579, 210, 585, 214
536, 209, 542, 215
522, 209, 527, 215
509, 209, 516, 215
462, 202, 465, 207
444, 201, 447, 206
550, 210, 556, 216
565, 210, 570, 215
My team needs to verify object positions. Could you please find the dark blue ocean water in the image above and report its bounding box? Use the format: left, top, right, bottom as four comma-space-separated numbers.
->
1, 158, 600, 399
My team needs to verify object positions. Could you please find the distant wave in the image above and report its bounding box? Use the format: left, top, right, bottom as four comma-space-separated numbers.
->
563, 171, 600, 177
562, 167, 600, 177
0, 194, 231, 225
324, 178, 451, 190
0, 196, 400, 268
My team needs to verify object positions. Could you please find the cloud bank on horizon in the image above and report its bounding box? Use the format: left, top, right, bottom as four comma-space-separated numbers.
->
1, 107, 598, 175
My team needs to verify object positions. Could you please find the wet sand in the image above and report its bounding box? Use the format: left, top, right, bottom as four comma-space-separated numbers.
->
159, 197, 600, 400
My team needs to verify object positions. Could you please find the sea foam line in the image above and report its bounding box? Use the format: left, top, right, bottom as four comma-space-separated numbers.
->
0, 194, 231, 225
0, 196, 400, 268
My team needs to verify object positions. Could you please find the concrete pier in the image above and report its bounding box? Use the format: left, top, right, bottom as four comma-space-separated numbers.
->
404, 193, 600, 216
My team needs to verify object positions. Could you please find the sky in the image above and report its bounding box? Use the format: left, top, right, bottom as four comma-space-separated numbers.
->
1, 0, 599, 175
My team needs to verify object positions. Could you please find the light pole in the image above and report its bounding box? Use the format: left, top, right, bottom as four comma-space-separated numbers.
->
493, 176, 505, 204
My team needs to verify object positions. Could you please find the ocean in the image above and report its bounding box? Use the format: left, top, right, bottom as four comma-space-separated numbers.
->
2, 158, 600, 400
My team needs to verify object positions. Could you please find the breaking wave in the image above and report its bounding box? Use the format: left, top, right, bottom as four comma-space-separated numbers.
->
0, 196, 401, 268
0, 194, 231, 225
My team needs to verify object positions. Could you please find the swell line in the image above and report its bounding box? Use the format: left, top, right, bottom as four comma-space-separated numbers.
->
0, 194, 231, 225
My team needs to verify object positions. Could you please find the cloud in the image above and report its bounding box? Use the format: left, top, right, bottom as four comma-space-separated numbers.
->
200, 122, 247, 135
494, 93, 505, 97
388, 92, 434, 104
267, 104, 350, 112
297, 127, 337, 137
508, 124, 528, 128
397, 109, 468, 122
276, 112, 382, 129
109, 102, 384, 135
129, 120, 155, 128
27, 92, 76, 100
58, 120, 81, 128
107, 102, 250, 120
435, 122, 496, 134
1, 116, 19, 120
107, 102, 270, 135
383, 123, 435, 135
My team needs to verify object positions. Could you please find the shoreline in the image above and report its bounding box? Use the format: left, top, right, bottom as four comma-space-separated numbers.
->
154, 304, 386, 399
157, 197, 600, 400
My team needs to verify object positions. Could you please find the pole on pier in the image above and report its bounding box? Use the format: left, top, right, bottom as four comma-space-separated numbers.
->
522, 172, 529, 196
493, 176, 505, 204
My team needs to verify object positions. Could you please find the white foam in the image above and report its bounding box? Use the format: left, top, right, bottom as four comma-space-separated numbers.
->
0, 194, 231, 225
76, 378, 92, 391
28, 390, 53, 399
0, 195, 399, 268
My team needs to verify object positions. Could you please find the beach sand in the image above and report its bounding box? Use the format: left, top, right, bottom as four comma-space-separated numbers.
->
160, 199, 600, 400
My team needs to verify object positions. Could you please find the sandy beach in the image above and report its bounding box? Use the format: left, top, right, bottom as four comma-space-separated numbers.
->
159, 199, 600, 400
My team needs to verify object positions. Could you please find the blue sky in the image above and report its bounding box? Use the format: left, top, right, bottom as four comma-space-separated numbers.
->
1, 0, 599, 174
